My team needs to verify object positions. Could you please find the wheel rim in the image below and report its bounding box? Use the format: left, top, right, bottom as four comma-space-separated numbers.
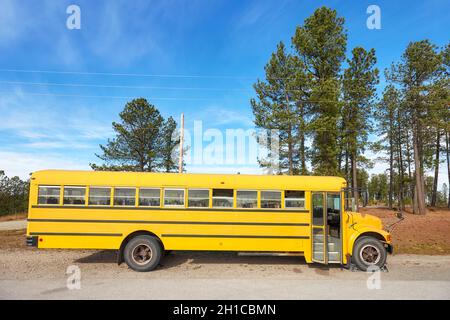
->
131, 244, 153, 265
359, 244, 381, 265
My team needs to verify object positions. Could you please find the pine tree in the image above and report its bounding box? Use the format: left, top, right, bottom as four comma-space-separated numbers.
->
251, 42, 306, 175
91, 98, 167, 172
342, 47, 379, 208
387, 40, 443, 214
0, 171, 29, 216
440, 43, 450, 208
292, 7, 347, 175
374, 85, 401, 209
160, 116, 180, 172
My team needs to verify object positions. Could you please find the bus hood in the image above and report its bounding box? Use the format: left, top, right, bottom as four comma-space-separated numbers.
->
349, 212, 383, 230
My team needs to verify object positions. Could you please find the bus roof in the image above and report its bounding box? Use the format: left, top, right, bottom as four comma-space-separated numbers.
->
31, 170, 347, 191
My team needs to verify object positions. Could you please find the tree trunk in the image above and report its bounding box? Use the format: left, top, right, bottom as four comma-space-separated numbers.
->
299, 103, 307, 175
398, 141, 405, 211
284, 95, 294, 175
351, 152, 359, 211
446, 131, 450, 208
345, 148, 349, 184
388, 133, 394, 210
287, 128, 293, 175
412, 128, 427, 214
300, 133, 306, 175
406, 131, 413, 205
431, 130, 440, 207
396, 109, 405, 211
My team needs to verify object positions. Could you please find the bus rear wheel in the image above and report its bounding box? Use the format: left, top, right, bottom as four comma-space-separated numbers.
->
352, 236, 387, 271
124, 235, 162, 272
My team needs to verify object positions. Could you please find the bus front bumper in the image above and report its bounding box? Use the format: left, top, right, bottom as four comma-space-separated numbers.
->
26, 236, 38, 247
385, 243, 393, 254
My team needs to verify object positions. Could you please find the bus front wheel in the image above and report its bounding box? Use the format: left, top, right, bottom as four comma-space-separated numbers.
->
352, 236, 387, 271
123, 235, 162, 272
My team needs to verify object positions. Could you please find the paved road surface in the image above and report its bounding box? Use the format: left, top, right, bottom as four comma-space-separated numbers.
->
1, 249, 449, 299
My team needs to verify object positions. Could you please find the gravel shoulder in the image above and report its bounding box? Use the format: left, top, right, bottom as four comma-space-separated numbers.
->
0, 220, 26, 231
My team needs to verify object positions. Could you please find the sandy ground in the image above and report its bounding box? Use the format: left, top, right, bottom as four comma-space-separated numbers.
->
1, 249, 449, 299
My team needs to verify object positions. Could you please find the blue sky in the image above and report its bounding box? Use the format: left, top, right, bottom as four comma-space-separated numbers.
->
0, 0, 449, 185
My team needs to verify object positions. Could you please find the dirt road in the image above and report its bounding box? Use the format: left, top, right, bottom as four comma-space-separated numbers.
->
1, 249, 449, 299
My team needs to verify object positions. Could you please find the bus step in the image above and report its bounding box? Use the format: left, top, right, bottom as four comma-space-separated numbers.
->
313, 243, 339, 251
328, 251, 341, 262
313, 234, 324, 240
313, 251, 324, 261
313, 251, 341, 262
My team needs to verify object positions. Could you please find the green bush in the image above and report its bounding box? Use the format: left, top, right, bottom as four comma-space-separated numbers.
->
0, 170, 29, 216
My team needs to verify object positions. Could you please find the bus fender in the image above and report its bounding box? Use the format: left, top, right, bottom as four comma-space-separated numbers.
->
347, 228, 390, 256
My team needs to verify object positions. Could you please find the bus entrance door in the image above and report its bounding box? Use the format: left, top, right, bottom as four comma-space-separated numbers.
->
311, 192, 327, 263
311, 192, 342, 264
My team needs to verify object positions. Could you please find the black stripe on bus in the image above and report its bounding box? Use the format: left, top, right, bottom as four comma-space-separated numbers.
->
161, 234, 309, 239
27, 218, 309, 227
29, 232, 122, 237
31, 205, 309, 213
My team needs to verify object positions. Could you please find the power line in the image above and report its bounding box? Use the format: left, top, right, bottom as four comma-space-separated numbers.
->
0, 80, 251, 92
0, 91, 214, 101
0, 68, 256, 80
0, 79, 381, 94
0, 68, 382, 82
0, 90, 377, 103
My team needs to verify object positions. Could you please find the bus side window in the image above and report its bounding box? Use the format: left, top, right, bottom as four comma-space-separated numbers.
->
236, 190, 257, 208
212, 189, 233, 208
114, 188, 136, 206
285, 190, 305, 209
261, 191, 281, 209
188, 189, 209, 208
89, 187, 111, 206
38, 186, 60, 205
139, 188, 161, 207
164, 189, 185, 207
63, 186, 86, 205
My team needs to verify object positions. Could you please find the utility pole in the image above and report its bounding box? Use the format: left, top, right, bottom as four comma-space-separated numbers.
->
179, 113, 184, 173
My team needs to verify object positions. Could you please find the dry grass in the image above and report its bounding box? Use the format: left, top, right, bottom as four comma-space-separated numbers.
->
0, 229, 27, 249
0, 212, 27, 222
360, 207, 450, 255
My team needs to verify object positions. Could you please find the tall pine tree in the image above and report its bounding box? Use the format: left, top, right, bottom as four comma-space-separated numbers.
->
387, 40, 442, 214
251, 42, 305, 174
342, 47, 379, 208
91, 98, 178, 172
292, 7, 347, 175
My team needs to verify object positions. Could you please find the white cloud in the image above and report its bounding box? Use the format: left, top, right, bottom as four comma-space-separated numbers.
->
233, 0, 289, 31
188, 164, 262, 175
86, 1, 167, 67
192, 106, 254, 127
0, 89, 112, 136
0, 151, 89, 179
0, 0, 31, 44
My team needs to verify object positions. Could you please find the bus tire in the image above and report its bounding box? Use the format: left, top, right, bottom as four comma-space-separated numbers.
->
352, 236, 387, 271
123, 235, 162, 272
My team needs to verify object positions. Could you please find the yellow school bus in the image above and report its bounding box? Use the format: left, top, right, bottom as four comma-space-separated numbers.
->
26, 170, 392, 271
